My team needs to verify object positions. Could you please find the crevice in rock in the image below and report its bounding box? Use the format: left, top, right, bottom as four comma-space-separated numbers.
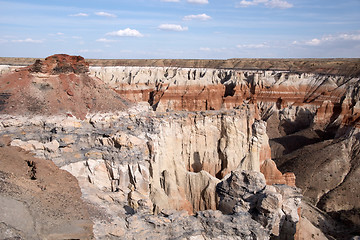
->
26, 160, 37, 180
219, 71, 232, 84
191, 152, 202, 173
216, 140, 227, 180
224, 82, 236, 97
0, 92, 11, 111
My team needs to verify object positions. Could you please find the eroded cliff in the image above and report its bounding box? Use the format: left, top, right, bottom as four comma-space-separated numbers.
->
1, 55, 359, 239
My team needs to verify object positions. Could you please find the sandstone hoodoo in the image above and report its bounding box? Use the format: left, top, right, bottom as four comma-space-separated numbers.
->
0, 55, 359, 239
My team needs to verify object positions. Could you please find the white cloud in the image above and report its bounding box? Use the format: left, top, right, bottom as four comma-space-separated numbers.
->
106, 28, 144, 37
183, 14, 211, 21
70, 13, 89, 17
237, 0, 266, 7
237, 43, 268, 48
293, 32, 360, 46
96, 38, 117, 43
187, 0, 209, 4
200, 47, 211, 51
158, 24, 188, 32
12, 38, 43, 43
265, 0, 293, 9
95, 12, 117, 18
305, 38, 321, 46
79, 49, 103, 53
237, 0, 293, 9
338, 33, 360, 41
49, 32, 64, 36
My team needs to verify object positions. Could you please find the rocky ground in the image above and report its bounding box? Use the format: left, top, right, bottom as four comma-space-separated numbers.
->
0, 137, 93, 239
0, 54, 360, 239
0, 55, 128, 119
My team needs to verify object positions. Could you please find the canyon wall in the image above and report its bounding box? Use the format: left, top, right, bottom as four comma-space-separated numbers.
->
1, 106, 274, 213
90, 66, 358, 128
1, 56, 360, 239
0, 107, 300, 239
88, 65, 360, 238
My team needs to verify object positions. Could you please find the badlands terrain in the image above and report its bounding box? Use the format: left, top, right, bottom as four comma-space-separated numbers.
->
0, 55, 359, 239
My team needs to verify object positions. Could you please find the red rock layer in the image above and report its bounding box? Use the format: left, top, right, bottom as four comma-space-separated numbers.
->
0, 54, 128, 119
260, 159, 287, 185
116, 80, 356, 129
29, 54, 89, 74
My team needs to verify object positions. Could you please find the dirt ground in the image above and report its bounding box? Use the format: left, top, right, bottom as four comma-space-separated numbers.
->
0, 55, 129, 119
0, 137, 94, 239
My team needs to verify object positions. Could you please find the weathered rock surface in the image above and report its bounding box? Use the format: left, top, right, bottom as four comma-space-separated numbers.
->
29, 54, 89, 74
0, 142, 93, 239
89, 67, 357, 124
0, 106, 298, 239
0, 54, 128, 119
216, 170, 302, 237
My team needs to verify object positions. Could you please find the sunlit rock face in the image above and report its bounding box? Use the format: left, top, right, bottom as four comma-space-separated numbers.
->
90, 67, 355, 125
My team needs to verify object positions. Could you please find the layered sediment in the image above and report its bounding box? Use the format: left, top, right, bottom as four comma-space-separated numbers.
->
1, 55, 359, 239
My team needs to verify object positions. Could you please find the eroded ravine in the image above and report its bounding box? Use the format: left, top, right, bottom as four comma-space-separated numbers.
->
1, 55, 360, 239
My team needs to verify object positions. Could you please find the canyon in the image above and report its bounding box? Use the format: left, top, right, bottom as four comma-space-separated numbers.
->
0, 55, 359, 239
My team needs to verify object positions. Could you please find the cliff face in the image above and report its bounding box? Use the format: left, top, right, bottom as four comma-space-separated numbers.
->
90, 66, 358, 128
0, 109, 300, 239
89, 65, 360, 238
1, 55, 360, 239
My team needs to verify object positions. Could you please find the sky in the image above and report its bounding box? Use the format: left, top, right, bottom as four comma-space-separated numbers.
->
0, 0, 360, 59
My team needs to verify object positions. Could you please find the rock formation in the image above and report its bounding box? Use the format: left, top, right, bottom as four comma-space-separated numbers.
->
0, 54, 128, 119
1, 55, 360, 239
0, 138, 93, 239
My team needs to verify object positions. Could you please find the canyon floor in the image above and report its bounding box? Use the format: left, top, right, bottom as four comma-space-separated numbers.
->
0, 55, 360, 239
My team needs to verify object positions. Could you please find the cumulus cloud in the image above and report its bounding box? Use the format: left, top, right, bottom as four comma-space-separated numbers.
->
12, 38, 43, 43
237, 43, 268, 48
293, 32, 360, 46
70, 13, 89, 17
187, 0, 209, 4
106, 28, 144, 37
95, 12, 117, 18
266, 0, 293, 8
237, 0, 293, 9
237, 0, 266, 7
183, 14, 211, 21
304, 38, 321, 46
96, 38, 117, 43
158, 24, 188, 32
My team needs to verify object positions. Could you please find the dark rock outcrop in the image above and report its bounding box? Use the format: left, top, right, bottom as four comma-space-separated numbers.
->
217, 170, 302, 238
29, 54, 89, 74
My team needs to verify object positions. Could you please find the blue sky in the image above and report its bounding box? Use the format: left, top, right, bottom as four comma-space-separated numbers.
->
0, 0, 360, 59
